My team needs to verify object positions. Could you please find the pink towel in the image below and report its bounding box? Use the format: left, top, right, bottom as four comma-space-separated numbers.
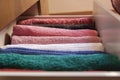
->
11, 36, 101, 44
13, 25, 98, 37
18, 17, 94, 25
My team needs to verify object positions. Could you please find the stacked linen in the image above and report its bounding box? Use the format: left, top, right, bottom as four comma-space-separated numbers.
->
1, 17, 120, 71
13, 17, 98, 44
11, 25, 100, 44
12, 25, 99, 44
0, 44, 120, 71
18, 17, 95, 29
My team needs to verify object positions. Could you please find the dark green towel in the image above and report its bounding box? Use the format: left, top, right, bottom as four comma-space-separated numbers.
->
0, 53, 120, 71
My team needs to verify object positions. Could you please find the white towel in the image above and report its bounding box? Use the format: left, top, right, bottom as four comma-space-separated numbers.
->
2, 43, 104, 52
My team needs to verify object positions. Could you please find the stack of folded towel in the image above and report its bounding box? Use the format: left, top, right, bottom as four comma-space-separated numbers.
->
0, 17, 120, 71
11, 25, 100, 44
13, 17, 98, 44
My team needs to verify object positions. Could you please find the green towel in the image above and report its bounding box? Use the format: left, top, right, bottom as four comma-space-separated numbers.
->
0, 53, 120, 71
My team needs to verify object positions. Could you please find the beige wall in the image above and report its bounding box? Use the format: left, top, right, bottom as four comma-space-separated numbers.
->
48, 0, 93, 14
40, 0, 113, 15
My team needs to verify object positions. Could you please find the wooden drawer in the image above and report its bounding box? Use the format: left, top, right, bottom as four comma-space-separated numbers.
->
0, 0, 38, 30
0, 0, 120, 79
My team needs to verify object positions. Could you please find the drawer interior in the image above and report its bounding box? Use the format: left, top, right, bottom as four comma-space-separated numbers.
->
0, 0, 120, 77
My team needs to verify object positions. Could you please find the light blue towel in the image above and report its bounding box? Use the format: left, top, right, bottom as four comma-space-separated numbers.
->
0, 48, 105, 55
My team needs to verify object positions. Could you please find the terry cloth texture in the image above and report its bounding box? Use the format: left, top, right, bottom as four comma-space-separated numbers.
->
2, 43, 104, 51
0, 69, 42, 72
25, 24, 95, 30
0, 48, 105, 55
0, 53, 120, 71
11, 36, 101, 44
18, 17, 94, 25
13, 25, 98, 37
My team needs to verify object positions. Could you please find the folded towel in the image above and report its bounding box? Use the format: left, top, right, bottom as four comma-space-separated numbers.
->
11, 36, 101, 44
0, 53, 120, 71
2, 43, 104, 51
27, 24, 95, 30
13, 25, 98, 37
0, 48, 104, 55
18, 17, 94, 25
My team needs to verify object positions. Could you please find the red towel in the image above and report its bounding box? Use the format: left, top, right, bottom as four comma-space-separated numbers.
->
18, 17, 94, 25
13, 25, 98, 37
11, 36, 101, 44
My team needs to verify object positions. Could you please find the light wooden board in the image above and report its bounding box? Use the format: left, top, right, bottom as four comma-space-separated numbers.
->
0, 0, 38, 30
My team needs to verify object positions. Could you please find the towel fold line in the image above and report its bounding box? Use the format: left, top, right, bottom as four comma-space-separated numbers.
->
26, 24, 95, 30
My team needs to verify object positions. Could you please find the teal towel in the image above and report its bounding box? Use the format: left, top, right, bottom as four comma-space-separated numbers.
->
0, 53, 120, 71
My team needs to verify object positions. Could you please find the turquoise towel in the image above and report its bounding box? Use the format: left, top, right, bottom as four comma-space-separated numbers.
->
0, 53, 120, 71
